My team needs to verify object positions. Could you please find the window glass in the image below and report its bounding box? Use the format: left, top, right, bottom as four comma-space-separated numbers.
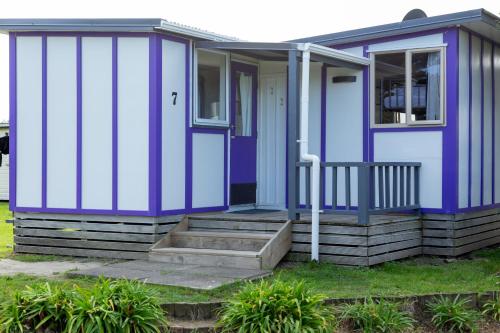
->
197, 50, 226, 122
374, 52, 407, 124
411, 51, 441, 121
235, 71, 252, 136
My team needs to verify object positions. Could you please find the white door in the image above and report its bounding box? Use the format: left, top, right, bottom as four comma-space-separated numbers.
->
257, 74, 286, 209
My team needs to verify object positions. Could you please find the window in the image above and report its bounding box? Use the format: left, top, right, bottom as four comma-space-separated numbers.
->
195, 49, 228, 126
371, 47, 445, 127
235, 71, 253, 136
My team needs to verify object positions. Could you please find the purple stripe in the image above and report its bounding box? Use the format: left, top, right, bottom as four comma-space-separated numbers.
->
9, 33, 16, 210
149, 35, 160, 215
184, 39, 192, 211
468, 32, 472, 208
41, 35, 47, 208
442, 28, 459, 213
480, 39, 484, 206
112, 37, 118, 210
76, 37, 82, 209
493, 45, 496, 202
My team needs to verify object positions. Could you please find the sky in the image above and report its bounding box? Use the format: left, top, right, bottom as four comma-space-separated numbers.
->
0, 0, 498, 122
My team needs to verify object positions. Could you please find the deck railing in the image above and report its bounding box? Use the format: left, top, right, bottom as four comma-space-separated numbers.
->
296, 161, 422, 224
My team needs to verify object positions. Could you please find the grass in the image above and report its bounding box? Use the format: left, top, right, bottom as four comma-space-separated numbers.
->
0, 202, 499, 304
0, 202, 12, 258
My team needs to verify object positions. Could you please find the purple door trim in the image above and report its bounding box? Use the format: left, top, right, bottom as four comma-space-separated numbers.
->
149, 34, 161, 215
468, 32, 473, 208
480, 39, 484, 206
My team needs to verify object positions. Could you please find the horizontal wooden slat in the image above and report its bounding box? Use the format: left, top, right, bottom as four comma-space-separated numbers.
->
14, 245, 148, 260
14, 212, 158, 224
14, 219, 155, 234
368, 239, 422, 256
15, 228, 155, 243
14, 236, 151, 252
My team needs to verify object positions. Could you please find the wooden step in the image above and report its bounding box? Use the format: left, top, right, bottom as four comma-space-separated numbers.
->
171, 231, 272, 251
149, 247, 262, 269
188, 219, 283, 233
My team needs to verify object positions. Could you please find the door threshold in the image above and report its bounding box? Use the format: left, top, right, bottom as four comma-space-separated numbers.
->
227, 204, 257, 212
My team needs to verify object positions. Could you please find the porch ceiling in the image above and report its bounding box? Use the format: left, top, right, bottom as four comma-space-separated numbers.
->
194, 41, 371, 69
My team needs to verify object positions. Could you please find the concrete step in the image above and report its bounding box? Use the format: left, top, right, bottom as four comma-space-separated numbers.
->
171, 231, 272, 251
149, 247, 262, 269
168, 319, 216, 333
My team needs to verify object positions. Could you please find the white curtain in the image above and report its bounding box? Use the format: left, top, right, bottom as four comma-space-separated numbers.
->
426, 52, 440, 120
239, 74, 252, 136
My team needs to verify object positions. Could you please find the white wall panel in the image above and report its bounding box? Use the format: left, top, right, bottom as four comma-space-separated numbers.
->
374, 131, 443, 209
81, 37, 113, 210
341, 46, 364, 57
470, 36, 482, 207
16, 36, 43, 207
482, 41, 493, 206
117, 37, 149, 211
162, 39, 186, 211
46, 37, 77, 209
192, 133, 225, 208
495, 46, 500, 203
324, 67, 363, 207
458, 30, 470, 208
368, 34, 443, 52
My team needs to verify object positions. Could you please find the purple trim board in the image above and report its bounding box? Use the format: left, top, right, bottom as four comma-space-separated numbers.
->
8, 33, 16, 210
41, 35, 47, 208
76, 37, 82, 210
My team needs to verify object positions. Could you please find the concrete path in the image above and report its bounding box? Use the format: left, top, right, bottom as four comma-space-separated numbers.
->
70, 260, 271, 290
0, 259, 106, 276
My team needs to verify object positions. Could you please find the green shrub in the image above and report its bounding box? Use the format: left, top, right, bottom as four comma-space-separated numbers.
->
68, 278, 167, 333
0, 278, 167, 333
340, 298, 415, 333
427, 295, 480, 333
217, 279, 335, 333
0, 282, 74, 333
482, 295, 500, 321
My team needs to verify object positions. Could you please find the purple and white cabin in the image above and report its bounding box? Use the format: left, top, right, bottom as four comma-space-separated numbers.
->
1, 8, 499, 267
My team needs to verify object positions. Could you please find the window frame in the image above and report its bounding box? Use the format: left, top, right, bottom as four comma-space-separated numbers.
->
370, 46, 446, 128
193, 48, 230, 127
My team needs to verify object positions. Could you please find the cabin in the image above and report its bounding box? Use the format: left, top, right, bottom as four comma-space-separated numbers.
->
1, 8, 499, 268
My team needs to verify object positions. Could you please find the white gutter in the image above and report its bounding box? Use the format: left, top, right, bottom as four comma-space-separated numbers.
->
297, 43, 320, 262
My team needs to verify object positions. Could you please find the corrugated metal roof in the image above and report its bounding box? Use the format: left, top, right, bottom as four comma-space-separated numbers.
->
0, 18, 239, 41
290, 9, 500, 45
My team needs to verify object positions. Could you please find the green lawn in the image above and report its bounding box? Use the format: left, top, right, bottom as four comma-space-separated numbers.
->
0, 202, 498, 304
0, 202, 12, 258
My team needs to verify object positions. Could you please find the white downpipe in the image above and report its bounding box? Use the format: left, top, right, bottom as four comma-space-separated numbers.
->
299, 44, 320, 262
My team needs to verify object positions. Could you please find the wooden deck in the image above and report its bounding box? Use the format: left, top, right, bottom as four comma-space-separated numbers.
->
190, 211, 422, 266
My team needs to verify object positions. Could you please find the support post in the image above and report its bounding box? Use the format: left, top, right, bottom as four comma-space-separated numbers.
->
357, 165, 370, 225
287, 50, 300, 220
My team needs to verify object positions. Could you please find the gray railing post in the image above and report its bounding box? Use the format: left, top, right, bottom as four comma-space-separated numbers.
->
357, 165, 370, 225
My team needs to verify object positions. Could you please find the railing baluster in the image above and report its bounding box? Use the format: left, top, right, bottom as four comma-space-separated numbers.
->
357, 165, 369, 225
384, 166, 390, 208
369, 166, 375, 209
319, 166, 324, 210
399, 166, 404, 206
392, 166, 397, 208
305, 165, 311, 209
414, 166, 420, 206
406, 166, 411, 206
345, 167, 351, 210
332, 166, 338, 209
378, 166, 384, 209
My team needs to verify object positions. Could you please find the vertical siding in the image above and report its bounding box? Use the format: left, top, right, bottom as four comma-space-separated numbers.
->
117, 37, 150, 211
161, 39, 186, 211
81, 37, 113, 210
458, 31, 470, 208
16, 36, 43, 208
46, 37, 77, 209
470, 35, 482, 207
458, 30, 500, 211
482, 41, 493, 206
